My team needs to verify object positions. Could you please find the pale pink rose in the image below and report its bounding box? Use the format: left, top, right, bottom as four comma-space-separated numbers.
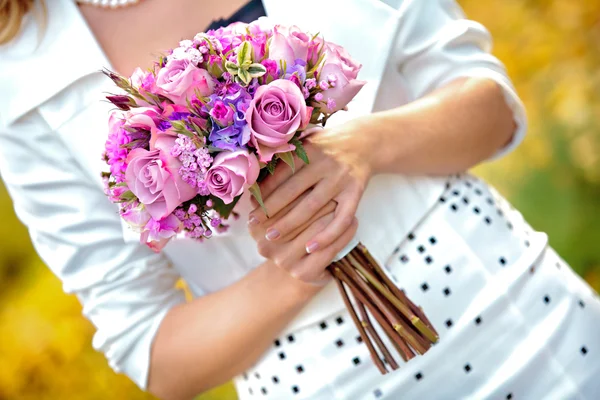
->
246, 79, 312, 162
125, 107, 160, 133
307, 36, 324, 66
140, 214, 182, 252
121, 204, 151, 230
316, 63, 366, 112
125, 136, 197, 220
268, 31, 295, 67
206, 150, 259, 204
323, 42, 362, 80
269, 25, 311, 66
156, 59, 215, 105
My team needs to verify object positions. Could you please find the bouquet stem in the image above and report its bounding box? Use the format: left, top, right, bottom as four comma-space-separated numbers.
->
329, 243, 439, 374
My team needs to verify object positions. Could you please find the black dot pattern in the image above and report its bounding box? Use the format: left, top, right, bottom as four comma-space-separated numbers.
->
236, 175, 600, 399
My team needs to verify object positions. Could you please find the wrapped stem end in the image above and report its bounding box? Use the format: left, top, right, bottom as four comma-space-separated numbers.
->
329, 243, 439, 374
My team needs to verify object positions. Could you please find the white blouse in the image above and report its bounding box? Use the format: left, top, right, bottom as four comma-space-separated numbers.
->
0, 0, 526, 390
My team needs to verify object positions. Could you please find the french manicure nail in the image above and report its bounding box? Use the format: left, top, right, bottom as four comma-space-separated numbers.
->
265, 228, 280, 241
306, 241, 319, 254
248, 216, 259, 226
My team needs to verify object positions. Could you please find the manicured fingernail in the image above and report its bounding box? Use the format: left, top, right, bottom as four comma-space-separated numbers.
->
248, 216, 259, 226
306, 241, 319, 254
265, 228, 280, 241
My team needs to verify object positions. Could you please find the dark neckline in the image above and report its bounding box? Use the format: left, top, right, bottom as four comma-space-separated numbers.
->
205, 0, 266, 32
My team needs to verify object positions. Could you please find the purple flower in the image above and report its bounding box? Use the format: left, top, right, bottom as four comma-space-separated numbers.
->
209, 124, 250, 151
210, 100, 234, 126
285, 59, 307, 83
157, 120, 172, 132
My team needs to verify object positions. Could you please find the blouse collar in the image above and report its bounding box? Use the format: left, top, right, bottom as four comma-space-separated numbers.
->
0, 0, 110, 129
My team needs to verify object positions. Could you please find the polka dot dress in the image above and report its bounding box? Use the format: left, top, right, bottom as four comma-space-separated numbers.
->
234, 174, 600, 399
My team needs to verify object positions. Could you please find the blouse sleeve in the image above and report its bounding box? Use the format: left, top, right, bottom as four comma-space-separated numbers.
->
0, 110, 186, 389
396, 0, 527, 159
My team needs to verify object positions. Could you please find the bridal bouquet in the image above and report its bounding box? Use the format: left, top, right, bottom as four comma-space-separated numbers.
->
102, 18, 438, 373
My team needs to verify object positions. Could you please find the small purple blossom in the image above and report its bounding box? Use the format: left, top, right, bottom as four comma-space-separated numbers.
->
319, 80, 329, 91
170, 134, 213, 194
327, 98, 337, 111
305, 78, 317, 90
157, 120, 172, 131
209, 124, 249, 151
314, 92, 324, 102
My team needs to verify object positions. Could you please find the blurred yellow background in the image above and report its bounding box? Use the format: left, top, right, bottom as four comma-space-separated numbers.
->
1, 1, 599, 399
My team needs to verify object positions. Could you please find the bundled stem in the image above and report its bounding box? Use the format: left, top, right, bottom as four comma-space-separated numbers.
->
328, 244, 439, 375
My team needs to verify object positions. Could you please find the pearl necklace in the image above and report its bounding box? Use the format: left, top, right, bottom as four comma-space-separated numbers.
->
76, 0, 141, 8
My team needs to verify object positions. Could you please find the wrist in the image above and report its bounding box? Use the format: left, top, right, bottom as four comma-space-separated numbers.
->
346, 115, 381, 178
260, 261, 322, 305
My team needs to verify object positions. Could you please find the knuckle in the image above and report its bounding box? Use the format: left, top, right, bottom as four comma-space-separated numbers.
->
341, 214, 355, 228
305, 196, 321, 212
256, 240, 272, 258
274, 256, 291, 271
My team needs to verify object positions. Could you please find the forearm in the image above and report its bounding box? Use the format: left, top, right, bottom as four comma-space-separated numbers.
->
147, 260, 320, 400
363, 77, 516, 176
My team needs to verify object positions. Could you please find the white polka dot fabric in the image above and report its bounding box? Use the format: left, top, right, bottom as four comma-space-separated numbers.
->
234, 174, 600, 399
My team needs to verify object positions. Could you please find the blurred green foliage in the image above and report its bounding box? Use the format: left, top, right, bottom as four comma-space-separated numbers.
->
0, 1, 598, 399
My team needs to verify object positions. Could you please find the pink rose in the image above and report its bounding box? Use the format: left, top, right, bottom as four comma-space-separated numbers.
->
316, 62, 365, 112
246, 79, 312, 162
269, 25, 310, 67
206, 150, 259, 204
125, 107, 160, 133
156, 59, 215, 105
140, 214, 182, 252
125, 135, 197, 220
323, 42, 362, 81
121, 204, 151, 230
315, 42, 365, 112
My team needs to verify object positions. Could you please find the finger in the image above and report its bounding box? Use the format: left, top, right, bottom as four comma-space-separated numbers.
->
281, 200, 337, 242
290, 217, 359, 284
267, 178, 341, 240
258, 161, 298, 200
271, 212, 336, 271
304, 191, 360, 253
248, 190, 310, 239
252, 164, 323, 229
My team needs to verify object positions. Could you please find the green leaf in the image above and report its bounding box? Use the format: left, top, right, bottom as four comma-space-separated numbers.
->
278, 151, 296, 173
248, 183, 269, 217
291, 138, 310, 165
238, 68, 251, 86
237, 41, 253, 67
118, 190, 136, 203
247, 63, 267, 78
207, 145, 227, 153
225, 61, 239, 75
266, 160, 277, 175
210, 195, 241, 219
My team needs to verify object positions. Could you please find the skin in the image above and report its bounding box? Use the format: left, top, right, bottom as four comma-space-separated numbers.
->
250, 77, 516, 256
80, 3, 516, 398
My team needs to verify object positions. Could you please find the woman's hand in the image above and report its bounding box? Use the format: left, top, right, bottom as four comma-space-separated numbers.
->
249, 120, 374, 255
248, 189, 358, 285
